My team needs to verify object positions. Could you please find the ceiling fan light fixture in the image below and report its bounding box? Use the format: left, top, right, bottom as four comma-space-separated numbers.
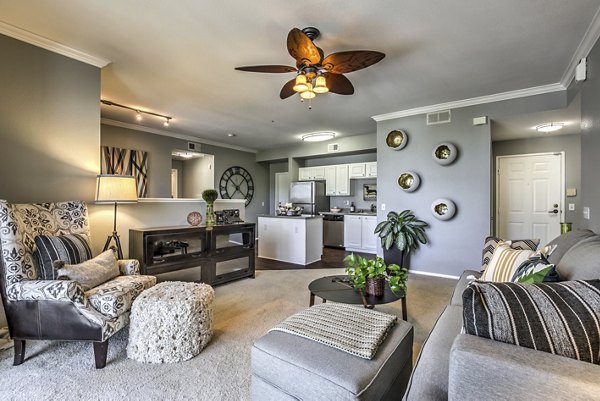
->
300, 83, 316, 99
301, 132, 336, 142
313, 75, 329, 94
536, 122, 564, 133
293, 74, 309, 92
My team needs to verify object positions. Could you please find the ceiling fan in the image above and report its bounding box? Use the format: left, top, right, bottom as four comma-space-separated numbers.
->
235, 27, 385, 101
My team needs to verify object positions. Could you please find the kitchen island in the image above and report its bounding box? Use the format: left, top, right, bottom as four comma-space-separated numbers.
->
257, 215, 323, 265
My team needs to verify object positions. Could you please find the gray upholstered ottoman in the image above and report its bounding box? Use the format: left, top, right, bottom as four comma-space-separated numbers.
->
127, 281, 214, 363
251, 310, 414, 401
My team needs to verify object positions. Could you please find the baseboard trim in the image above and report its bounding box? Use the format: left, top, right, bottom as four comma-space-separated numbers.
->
409, 269, 459, 280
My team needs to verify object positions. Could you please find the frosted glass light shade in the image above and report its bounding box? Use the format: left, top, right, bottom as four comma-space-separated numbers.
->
293, 74, 309, 92
300, 83, 316, 99
95, 175, 138, 203
313, 75, 329, 94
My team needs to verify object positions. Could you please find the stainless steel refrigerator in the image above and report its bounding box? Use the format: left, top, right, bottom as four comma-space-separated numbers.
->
290, 181, 330, 215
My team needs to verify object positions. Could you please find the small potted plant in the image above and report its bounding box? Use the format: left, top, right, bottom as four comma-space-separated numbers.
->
202, 189, 218, 225
374, 210, 428, 267
344, 254, 408, 296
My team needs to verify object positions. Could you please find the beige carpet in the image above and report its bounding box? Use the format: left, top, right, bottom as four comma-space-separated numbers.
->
0, 269, 455, 401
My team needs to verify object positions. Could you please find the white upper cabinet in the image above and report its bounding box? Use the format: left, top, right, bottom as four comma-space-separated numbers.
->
298, 166, 326, 181
335, 164, 350, 196
324, 166, 337, 195
366, 162, 377, 178
348, 163, 367, 178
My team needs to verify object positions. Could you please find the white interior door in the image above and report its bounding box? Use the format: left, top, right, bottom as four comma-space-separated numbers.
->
497, 153, 563, 245
275, 172, 290, 208
171, 169, 178, 198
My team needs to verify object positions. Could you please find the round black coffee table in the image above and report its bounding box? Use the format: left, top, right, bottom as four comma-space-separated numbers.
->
308, 275, 407, 320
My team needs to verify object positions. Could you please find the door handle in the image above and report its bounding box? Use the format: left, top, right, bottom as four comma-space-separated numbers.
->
548, 209, 559, 214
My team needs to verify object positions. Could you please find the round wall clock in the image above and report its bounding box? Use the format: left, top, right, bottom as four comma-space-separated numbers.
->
219, 166, 254, 206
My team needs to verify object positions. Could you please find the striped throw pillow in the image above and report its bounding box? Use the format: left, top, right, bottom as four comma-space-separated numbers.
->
481, 236, 539, 271
34, 234, 93, 280
480, 241, 535, 282
462, 280, 600, 364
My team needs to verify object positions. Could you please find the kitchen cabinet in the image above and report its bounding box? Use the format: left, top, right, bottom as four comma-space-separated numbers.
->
348, 163, 367, 178
325, 165, 351, 196
258, 215, 323, 265
366, 162, 377, 178
298, 166, 326, 181
344, 215, 377, 253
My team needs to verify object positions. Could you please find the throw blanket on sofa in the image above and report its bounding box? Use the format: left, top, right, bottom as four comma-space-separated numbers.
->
269, 303, 397, 359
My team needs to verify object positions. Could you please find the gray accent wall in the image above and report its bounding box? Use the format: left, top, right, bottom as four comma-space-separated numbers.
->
0, 34, 101, 203
493, 134, 581, 227
376, 91, 568, 277
101, 124, 269, 222
579, 36, 600, 233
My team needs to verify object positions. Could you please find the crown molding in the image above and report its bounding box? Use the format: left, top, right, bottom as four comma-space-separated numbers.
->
0, 20, 111, 68
101, 119, 258, 154
371, 83, 565, 121
560, 7, 600, 87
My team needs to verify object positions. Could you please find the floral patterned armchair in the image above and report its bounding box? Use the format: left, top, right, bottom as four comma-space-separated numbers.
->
0, 201, 156, 368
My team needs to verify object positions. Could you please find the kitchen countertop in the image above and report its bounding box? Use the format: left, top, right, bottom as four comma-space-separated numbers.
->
258, 214, 323, 219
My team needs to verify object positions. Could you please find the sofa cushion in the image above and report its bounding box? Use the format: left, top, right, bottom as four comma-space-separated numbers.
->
463, 280, 600, 364
55, 249, 120, 291
404, 305, 463, 401
252, 320, 413, 401
480, 242, 535, 282
481, 236, 539, 271
86, 275, 156, 318
450, 270, 481, 306
545, 229, 596, 265
556, 236, 600, 280
34, 233, 93, 280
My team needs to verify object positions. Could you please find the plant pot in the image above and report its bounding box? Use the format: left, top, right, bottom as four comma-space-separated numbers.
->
366, 277, 385, 296
383, 247, 405, 267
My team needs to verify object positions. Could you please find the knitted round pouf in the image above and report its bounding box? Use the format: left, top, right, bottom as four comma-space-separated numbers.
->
127, 281, 214, 363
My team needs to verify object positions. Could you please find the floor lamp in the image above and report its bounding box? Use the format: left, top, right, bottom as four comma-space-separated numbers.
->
95, 174, 138, 259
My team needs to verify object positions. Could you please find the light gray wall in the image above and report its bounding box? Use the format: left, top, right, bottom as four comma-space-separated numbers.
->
579, 36, 600, 233
0, 34, 101, 203
492, 134, 581, 226
182, 155, 214, 198
101, 124, 269, 223
376, 91, 568, 277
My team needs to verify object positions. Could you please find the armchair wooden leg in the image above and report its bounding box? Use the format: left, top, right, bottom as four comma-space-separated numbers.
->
93, 340, 109, 369
13, 339, 26, 365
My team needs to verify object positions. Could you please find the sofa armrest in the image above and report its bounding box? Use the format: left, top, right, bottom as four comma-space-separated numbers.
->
118, 259, 140, 275
449, 334, 600, 401
12, 280, 85, 304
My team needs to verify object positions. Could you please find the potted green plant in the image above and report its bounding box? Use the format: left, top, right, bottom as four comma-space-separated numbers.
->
374, 210, 428, 267
344, 254, 408, 296
202, 189, 219, 225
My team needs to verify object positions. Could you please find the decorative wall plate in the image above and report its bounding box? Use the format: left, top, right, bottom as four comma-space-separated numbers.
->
386, 130, 408, 150
431, 198, 456, 220
397, 171, 420, 192
187, 211, 203, 226
432, 142, 458, 165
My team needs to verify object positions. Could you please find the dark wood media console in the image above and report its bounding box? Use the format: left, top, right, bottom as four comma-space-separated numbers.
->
129, 223, 256, 285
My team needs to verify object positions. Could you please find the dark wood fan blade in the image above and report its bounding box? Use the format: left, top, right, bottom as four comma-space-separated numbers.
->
280, 78, 296, 99
235, 65, 297, 73
322, 51, 385, 74
324, 73, 354, 95
287, 28, 321, 67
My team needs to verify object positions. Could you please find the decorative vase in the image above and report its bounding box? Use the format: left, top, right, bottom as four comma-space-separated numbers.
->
366, 277, 385, 297
206, 202, 215, 226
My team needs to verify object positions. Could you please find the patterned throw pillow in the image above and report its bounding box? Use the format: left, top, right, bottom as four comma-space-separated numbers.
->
34, 234, 93, 280
480, 241, 535, 282
55, 249, 120, 291
511, 245, 560, 284
481, 236, 539, 271
462, 280, 600, 364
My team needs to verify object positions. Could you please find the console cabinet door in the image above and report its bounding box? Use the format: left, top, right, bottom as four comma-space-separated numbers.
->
344, 215, 363, 249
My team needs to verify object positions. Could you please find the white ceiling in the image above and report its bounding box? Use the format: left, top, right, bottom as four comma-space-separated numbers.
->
1, 0, 598, 150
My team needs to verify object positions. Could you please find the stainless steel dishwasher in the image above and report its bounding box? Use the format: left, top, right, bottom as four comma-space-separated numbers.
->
323, 214, 345, 248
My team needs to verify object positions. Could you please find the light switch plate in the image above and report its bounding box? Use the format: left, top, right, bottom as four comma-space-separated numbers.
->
566, 188, 577, 197
569, 203, 575, 211
583, 207, 591, 220
381, 203, 386, 211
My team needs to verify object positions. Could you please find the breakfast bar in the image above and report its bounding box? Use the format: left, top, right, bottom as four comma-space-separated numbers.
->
257, 215, 323, 265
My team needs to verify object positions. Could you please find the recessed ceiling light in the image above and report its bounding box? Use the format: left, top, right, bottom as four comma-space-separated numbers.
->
536, 122, 564, 133
301, 132, 335, 142
227, 133, 236, 137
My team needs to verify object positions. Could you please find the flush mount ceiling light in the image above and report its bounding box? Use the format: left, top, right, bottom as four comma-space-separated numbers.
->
536, 122, 564, 133
101, 99, 173, 128
301, 132, 335, 142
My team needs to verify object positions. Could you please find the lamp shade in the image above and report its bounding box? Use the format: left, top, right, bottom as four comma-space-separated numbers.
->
95, 175, 138, 203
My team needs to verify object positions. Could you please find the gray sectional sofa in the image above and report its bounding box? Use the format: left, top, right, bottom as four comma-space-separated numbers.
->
404, 229, 600, 401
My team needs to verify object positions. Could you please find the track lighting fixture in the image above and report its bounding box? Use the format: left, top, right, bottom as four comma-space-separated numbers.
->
101, 100, 173, 127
